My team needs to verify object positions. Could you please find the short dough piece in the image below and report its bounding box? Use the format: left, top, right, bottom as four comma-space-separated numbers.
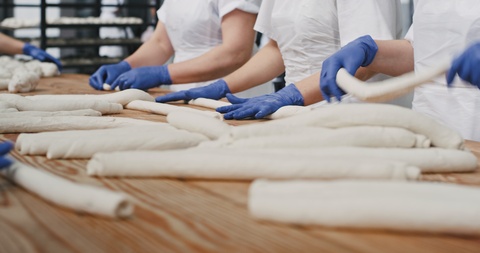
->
2, 161, 133, 218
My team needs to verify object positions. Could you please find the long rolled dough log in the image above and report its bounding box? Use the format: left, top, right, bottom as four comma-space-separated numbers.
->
270, 103, 464, 149
195, 147, 476, 173
0, 94, 123, 114
16, 125, 208, 159
0, 116, 161, 133
126, 100, 222, 120
188, 98, 311, 120
215, 126, 430, 149
249, 179, 480, 235
26, 89, 154, 105
0, 109, 102, 118
336, 61, 450, 102
166, 110, 231, 140
87, 149, 420, 181
2, 161, 133, 218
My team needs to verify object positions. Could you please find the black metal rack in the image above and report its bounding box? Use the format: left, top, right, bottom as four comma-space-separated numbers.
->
1, 0, 162, 73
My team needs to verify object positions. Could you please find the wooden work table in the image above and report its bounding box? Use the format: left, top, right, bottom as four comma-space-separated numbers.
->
1, 74, 480, 253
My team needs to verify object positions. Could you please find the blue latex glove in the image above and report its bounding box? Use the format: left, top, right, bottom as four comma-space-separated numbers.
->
0, 142, 14, 169
447, 42, 480, 88
89, 61, 131, 90
217, 84, 304, 120
155, 79, 230, 103
110, 65, 172, 91
22, 43, 62, 71
320, 35, 378, 102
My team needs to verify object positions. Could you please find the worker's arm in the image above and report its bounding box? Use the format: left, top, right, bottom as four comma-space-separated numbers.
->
0, 33, 24, 55
155, 39, 284, 103
167, 9, 258, 84
124, 21, 174, 67
224, 39, 285, 93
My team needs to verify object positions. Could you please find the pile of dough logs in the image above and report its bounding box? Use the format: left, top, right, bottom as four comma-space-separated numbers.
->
2, 88, 480, 235
0, 56, 59, 93
0, 89, 227, 218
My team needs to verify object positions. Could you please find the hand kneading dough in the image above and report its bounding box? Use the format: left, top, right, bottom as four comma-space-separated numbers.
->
249, 180, 480, 235
17, 125, 209, 159
27, 89, 154, 105
87, 149, 420, 181
166, 110, 231, 140
270, 103, 464, 149
188, 98, 311, 120
0, 116, 162, 133
2, 161, 133, 218
0, 94, 122, 114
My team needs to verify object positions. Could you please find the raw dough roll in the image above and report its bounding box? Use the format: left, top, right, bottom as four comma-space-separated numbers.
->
17, 125, 209, 159
0, 94, 123, 114
249, 180, 480, 235
270, 103, 464, 149
336, 61, 450, 102
0, 109, 102, 118
166, 110, 231, 140
27, 89, 154, 105
126, 100, 222, 119
2, 161, 133, 218
221, 126, 430, 149
87, 149, 420, 181
0, 116, 161, 133
205, 147, 477, 173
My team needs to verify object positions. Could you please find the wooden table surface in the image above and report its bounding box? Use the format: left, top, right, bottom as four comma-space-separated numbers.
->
1, 74, 480, 253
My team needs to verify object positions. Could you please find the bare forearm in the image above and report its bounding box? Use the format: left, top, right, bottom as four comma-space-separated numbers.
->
0, 33, 24, 55
367, 39, 414, 76
125, 22, 173, 68
225, 40, 285, 93
168, 9, 258, 85
167, 43, 254, 84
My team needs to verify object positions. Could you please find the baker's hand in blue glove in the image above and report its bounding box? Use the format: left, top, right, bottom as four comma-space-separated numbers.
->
155, 79, 230, 103
320, 35, 378, 102
447, 42, 480, 88
0, 142, 14, 169
22, 43, 62, 71
217, 84, 304, 120
89, 61, 131, 90
110, 65, 172, 91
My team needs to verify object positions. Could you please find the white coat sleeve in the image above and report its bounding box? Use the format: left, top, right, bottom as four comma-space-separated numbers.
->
337, 0, 403, 46
156, 0, 170, 23
218, 0, 262, 18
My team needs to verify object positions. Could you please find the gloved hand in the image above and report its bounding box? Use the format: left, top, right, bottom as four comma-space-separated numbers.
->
22, 43, 62, 71
447, 42, 480, 88
110, 65, 172, 91
217, 84, 304, 120
320, 35, 378, 102
0, 142, 14, 169
155, 79, 230, 103
89, 61, 131, 90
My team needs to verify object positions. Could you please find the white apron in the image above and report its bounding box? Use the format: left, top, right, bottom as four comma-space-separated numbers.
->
157, 0, 262, 91
406, 0, 480, 141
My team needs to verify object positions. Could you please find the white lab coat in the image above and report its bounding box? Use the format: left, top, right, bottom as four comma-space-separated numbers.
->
405, 0, 480, 141
157, 0, 262, 91
254, 0, 402, 85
